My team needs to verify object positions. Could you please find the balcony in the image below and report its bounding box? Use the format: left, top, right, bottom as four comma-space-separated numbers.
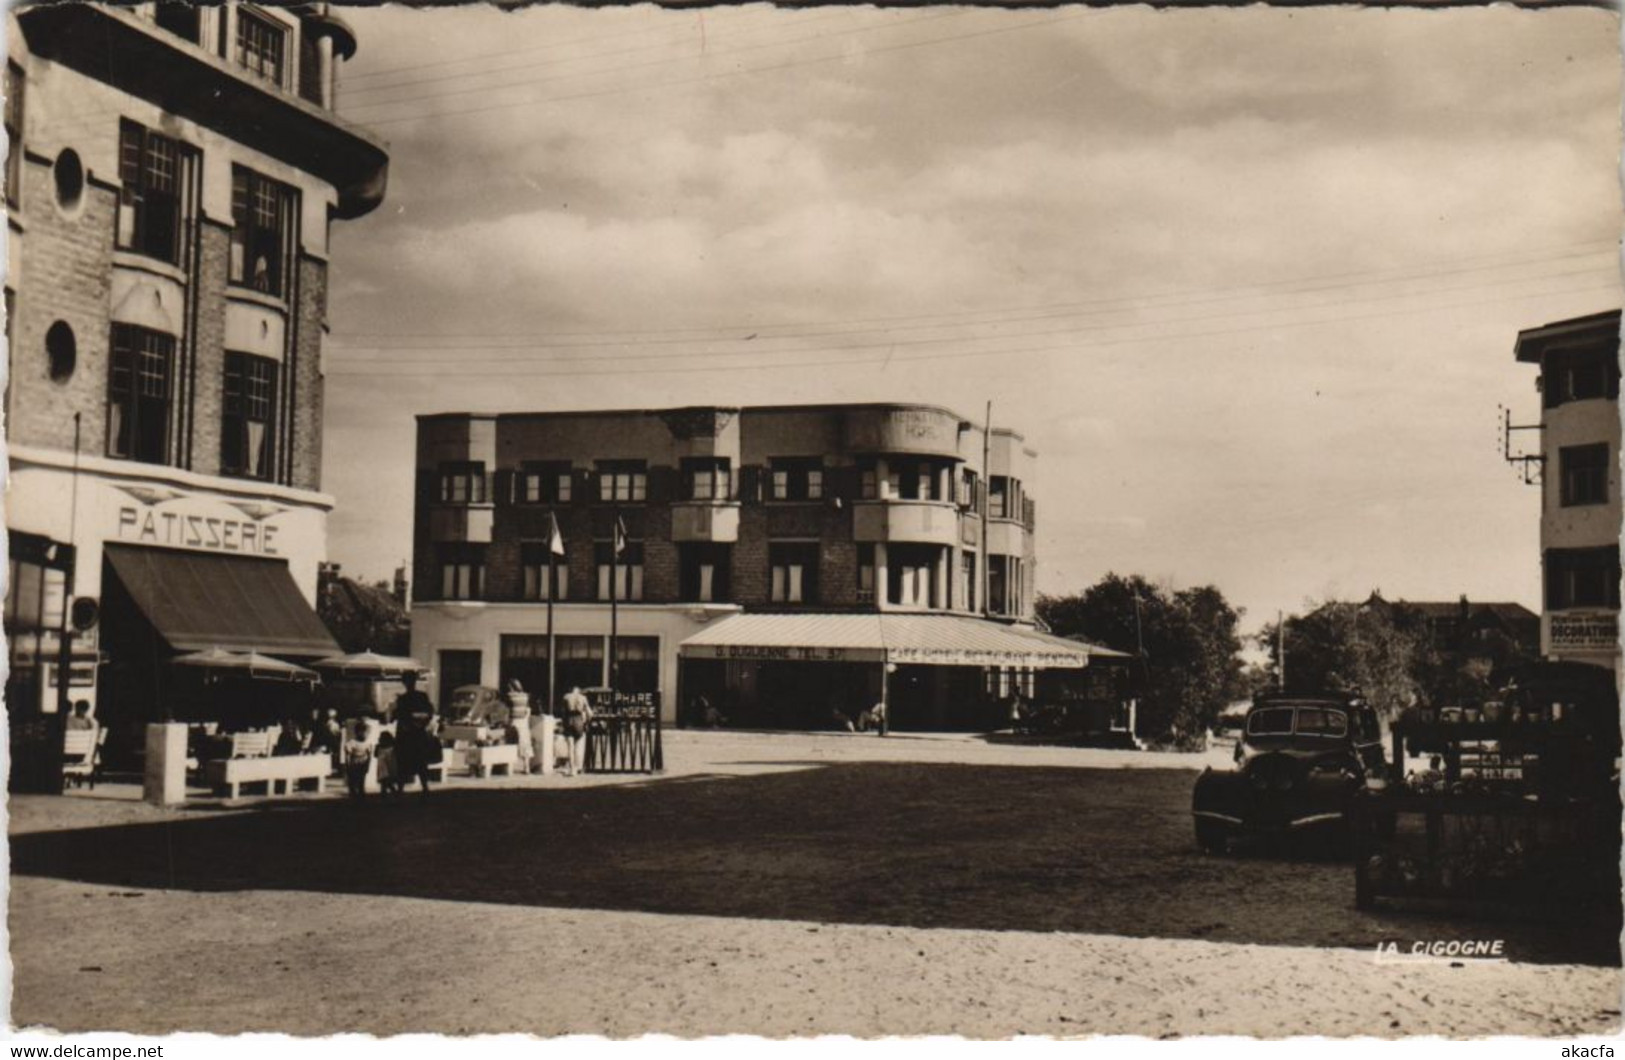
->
17, 4, 387, 218
984, 519, 1029, 557
671, 502, 740, 543
428, 504, 494, 545
852, 500, 960, 546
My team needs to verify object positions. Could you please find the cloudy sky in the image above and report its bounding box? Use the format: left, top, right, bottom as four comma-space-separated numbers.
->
322, 3, 1620, 634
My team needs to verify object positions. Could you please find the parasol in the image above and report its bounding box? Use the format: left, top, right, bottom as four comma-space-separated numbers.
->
310, 650, 430, 680
170, 648, 320, 683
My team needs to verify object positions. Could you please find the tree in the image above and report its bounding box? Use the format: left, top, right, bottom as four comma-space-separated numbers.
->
1038, 573, 1247, 748
319, 573, 410, 656
1257, 599, 1427, 719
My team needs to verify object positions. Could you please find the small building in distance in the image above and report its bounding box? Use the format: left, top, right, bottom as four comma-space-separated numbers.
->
1514, 309, 1622, 687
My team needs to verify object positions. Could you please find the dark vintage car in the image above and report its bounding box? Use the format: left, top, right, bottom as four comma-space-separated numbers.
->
1191, 692, 1387, 853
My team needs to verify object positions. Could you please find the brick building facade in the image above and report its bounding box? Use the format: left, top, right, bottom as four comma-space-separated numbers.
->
4, 3, 387, 778
409, 404, 1075, 729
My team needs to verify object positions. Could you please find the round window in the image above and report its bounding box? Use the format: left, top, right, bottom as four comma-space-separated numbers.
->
45, 320, 76, 382
53, 149, 84, 214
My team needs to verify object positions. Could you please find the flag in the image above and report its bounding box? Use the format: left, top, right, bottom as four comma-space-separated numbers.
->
613, 515, 628, 556
548, 512, 566, 557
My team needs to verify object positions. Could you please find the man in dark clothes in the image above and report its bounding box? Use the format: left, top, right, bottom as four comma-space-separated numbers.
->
392, 672, 439, 793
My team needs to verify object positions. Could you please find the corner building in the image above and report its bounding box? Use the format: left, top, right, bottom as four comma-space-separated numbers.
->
4, 4, 388, 771
1514, 310, 1623, 686
410, 404, 1101, 730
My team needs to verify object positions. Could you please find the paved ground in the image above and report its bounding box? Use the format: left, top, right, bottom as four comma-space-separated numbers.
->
8, 731, 1621, 1037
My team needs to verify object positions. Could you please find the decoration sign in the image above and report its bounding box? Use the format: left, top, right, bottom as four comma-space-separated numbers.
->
116, 505, 281, 555
1549, 612, 1619, 653
685, 644, 884, 663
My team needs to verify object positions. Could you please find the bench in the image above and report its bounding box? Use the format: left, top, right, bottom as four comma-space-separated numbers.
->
229, 731, 274, 759
464, 743, 518, 779
206, 753, 330, 799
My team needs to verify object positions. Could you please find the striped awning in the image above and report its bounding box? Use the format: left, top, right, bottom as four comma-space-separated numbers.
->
680, 613, 1121, 669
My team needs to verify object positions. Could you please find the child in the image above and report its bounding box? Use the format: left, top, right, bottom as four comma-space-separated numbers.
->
343, 718, 374, 798
375, 729, 401, 796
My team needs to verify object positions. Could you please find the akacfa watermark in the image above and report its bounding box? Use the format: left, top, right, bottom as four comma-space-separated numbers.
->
1372, 939, 1507, 963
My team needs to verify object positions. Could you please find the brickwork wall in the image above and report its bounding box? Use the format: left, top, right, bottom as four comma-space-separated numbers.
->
731, 505, 770, 606
10, 162, 117, 454
289, 255, 327, 491
187, 220, 230, 476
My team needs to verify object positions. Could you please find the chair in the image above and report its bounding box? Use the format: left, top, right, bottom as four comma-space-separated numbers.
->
62, 727, 105, 789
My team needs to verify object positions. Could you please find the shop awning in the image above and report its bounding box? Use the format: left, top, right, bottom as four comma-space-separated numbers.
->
680, 613, 1116, 669
104, 544, 339, 657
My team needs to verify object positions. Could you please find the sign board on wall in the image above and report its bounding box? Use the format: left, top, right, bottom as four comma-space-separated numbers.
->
1549, 612, 1620, 653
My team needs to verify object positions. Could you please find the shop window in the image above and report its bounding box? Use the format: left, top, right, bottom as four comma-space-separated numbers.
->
498, 636, 550, 703
107, 323, 175, 465
438, 544, 486, 601
519, 461, 572, 504
679, 543, 730, 603
520, 540, 567, 601
597, 460, 647, 503
770, 543, 819, 605
230, 167, 295, 297
437, 650, 482, 708
235, 7, 287, 88
768, 457, 823, 501
1560, 443, 1609, 507
438, 462, 487, 504
681, 457, 732, 501
613, 636, 660, 694
221, 352, 278, 480
5, 62, 22, 211
555, 635, 605, 693
1545, 546, 1621, 611
117, 120, 194, 265
595, 540, 644, 601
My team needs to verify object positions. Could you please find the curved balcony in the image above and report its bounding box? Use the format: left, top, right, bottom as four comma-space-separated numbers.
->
984, 519, 1030, 557
852, 500, 960, 546
671, 502, 740, 543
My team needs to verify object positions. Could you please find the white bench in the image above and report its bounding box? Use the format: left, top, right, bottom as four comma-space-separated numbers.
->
206, 753, 330, 798
63, 728, 105, 788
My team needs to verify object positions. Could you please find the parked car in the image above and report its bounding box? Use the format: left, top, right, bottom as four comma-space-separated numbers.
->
444, 685, 509, 727
1191, 692, 1387, 853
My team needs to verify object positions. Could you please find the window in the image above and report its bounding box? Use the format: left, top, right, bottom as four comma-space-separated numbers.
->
857, 543, 876, 605
769, 543, 819, 604
107, 324, 174, 464
1247, 708, 1295, 736
1545, 547, 1621, 611
960, 553, 976, 611
989, 477, 1009, 518
520, 541, 568, 601
1295, 708, 1348, 737
519, 461, 572, 504
1560, 443, 1609, 507
682, 457, 732, 501
889, 459, 942, 501
987, 555, 1023, 616
858, 458, 879, 500
230, 167, 295, 297
768, 457, 824, 501
438, 545, 486, 600
221, 352, 278, 479
438, 650, 482, 709
886, 544, 937, 608
595, 540, 644, 601
1544, 345, 1620, 409
597, 460, 647, 503
679, 543, 730, 603
118, 121, 192, 264
235, 8, 287, 87
959, 469, 979, 511
613, 637, 660, 694
438, 462, 487, 504
298, 27, 323, 104
154, 2, 201, 43
555, 635, 606, 692
5, 62, 22, 211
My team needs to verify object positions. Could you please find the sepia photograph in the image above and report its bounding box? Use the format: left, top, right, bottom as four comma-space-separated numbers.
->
1, 0, 1621, 1046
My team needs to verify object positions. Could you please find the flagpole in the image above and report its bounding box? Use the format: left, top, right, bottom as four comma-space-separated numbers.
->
610, 506, 620, 694
546, 528, 556, 717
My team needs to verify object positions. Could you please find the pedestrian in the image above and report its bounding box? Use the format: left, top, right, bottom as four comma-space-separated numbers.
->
343, 717, 374, 798
66, 700, 96, 732
872, 699, 889, 737
392, 672, 439, 794
375, 729, 401, 796
561, 686, 592, 777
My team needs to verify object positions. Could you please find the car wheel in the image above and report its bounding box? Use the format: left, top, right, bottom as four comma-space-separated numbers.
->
1195, 818, 1229, 855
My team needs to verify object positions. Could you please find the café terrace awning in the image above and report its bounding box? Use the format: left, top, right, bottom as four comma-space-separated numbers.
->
679, 613, 1126, 670
103, 544, 339, 657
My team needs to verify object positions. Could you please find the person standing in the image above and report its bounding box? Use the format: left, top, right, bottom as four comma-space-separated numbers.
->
342, 717, 374, 799
561, 686, 592, 777
393, 672, 438, 794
